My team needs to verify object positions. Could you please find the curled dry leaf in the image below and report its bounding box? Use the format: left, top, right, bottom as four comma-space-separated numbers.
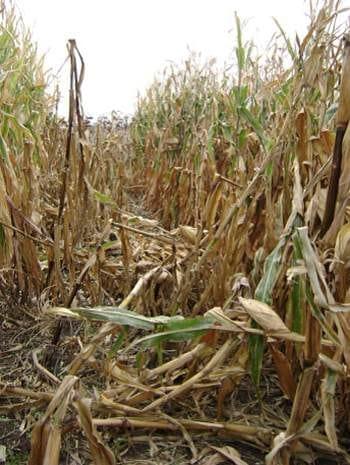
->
210, 445, 249, 465
177, 225, 198, 244
239, 297, 291, 336
74, 398, 116, 465
335, 223, 350, 267
28, 375, 78, 465
319, 353, 346, 375
269, 343, 297, 400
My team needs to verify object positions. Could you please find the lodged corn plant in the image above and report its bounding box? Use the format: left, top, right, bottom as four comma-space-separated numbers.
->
3, 1, 350, 465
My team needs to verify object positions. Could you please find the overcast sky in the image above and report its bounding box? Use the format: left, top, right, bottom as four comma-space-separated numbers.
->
15, 0, 312, 117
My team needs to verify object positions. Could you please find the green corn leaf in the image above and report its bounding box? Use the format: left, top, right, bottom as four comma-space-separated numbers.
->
273, 17, 297, 62
128, 321, 215, 349
51, 306, 185, 330
93, 190, 117, 207
108, 330, 127, 358
249, 232, 288, 390
239, 106, 265, 148
0, 136, 8, 160
255, 239, 286, 305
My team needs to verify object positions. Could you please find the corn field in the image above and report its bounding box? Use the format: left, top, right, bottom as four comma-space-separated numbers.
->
1, 1, 350, 464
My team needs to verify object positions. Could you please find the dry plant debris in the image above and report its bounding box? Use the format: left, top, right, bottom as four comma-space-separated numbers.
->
2, 1, 350, 464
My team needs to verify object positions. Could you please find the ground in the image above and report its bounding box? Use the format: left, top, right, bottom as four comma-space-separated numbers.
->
0, 301, 271, 465
1, 303, 347, 465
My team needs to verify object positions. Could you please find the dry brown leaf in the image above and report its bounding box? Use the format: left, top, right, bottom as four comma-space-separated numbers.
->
210, 445, 249, 465
74, 398, 116, 465
178, 225, 198, 244
301, 432, 350, 463
321, 376, 338, 449
269, 343, 297, 400
239, 297, 290, 335
335, 223, 350, 267
205, 181, 223, 229
197, 452, 224, 465
336, 33, 350, 125
217, 377, 235, 418
28, 375, 78, 465
265, 431, 293, 465
338, 122, 350, 201
295, 110, 310, 165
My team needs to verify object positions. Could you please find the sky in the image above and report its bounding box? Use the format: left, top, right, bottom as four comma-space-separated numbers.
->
14, 0, 312, 117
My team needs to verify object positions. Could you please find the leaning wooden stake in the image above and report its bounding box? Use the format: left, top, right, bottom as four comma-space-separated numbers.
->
321, 34, 350, 236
